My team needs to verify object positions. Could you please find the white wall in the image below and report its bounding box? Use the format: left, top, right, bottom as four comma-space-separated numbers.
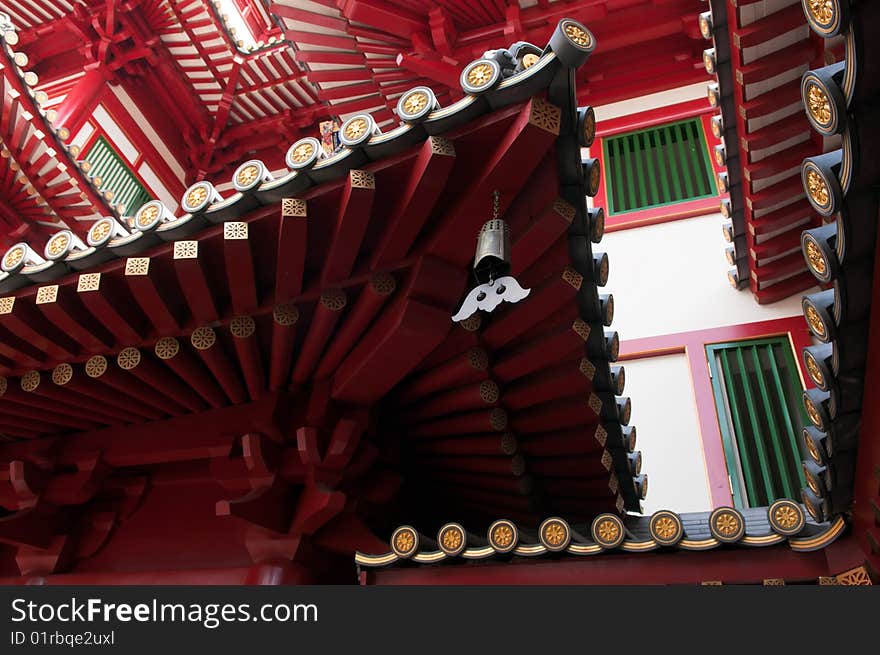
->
594, 82, 707, 122
602, 212, 813, 341
623, 354, 713, 514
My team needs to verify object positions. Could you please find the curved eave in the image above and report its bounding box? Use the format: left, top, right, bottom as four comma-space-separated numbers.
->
356, 512, 845, 568
0, 24, 114, 232
703, 0, 821, 303
794, 1, 880, 526
0, 19, 638, 524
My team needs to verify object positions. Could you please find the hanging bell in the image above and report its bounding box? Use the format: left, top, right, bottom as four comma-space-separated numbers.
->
474, 219, 511, 284
452, 197, 531, 322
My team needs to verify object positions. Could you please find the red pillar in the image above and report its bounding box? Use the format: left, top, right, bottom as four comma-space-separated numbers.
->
53, 66, 107, 135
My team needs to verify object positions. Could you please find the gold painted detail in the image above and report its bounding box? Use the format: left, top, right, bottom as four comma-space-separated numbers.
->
459, 314, 481, 331
36, 285, 58, 304
562, 266, 583, 289
85, 355, 107, 378
224, 222, 248, 240
320, 288, 347, 311
90, 219, 112, 243
540, 518, 570, 550
230, 315, 256, 338
805, 429, 822, 463
290, 141, 315, 164
818, 576, 839, 585
429, 137, 455, 156
480, 380, 500, 404
0, 377, 6, 396
804, 304, 827, 339
117, 347, 141, 370
4, 245, 24, 269
522, 53, 539, 68
773, 504, 801, 531
281, 198, 306, 217
805, 396, 822, 427
48, 233, 69, 256
564, 22, 592, 47
608, 473, 620, 494
402, 90, 429, 115
594, 424, 607, 446
805, 464, 822, 495
350, 169, 375, 189
836, 566, 872, 585
78, 273, 101, 292
807, 0, 835, 26
173, 241, 198, 259
805, 354, 824, 386
273, 303, 299, 327
155, 337, 179, 360
595, 517, 622, 546
529, 97, 561, 134
804, 239, 827, 276
439, 524, 464, 554
807, 84, 832, 125
20, 370, 40, 392
806, 168, 830, 207
763, 579, 785, 585
572, 318, 591, 341
598, 253, 609, 284
712, 509, 743, 541
579, 358, 596, 380
489, 407, 507, 431
191, 327, 216, 350
652, 515, 680, 543
344, 117, 369, 141
584, 110, 596, 143
236, 164, 260, 187
52, 363, 73, 385
391, 526, 418, 557
0, 297, 14, 314
553, 198, 576, 221
467, 347, 489, 370
186, 185, 209, 209
489, 520, 516, 551
466, 62, 495, 88
588, 393, 603, 416
125, 258, 150, 276
601, 449, 613, 471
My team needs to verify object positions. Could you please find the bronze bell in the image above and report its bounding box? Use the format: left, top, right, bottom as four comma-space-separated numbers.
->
473, 219, 511, 284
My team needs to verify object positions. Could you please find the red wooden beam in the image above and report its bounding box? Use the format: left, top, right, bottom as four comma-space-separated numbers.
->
154, 337, 227, 409
80, 354, 182, 417
370, 137, 457, 269
427, 98, 561, 266
314, 274, 396, 379
229, 316, 265, 401
291, 289, 347, 386
172, 240, 219, 324
32, 285, 114, 352
190, 327, 247, 404
268, 303, 299, 391
331, 257, 464, 404
115, 347, 207, 414
76, 273, 146, 345
275, 199, 307, 302
320, 171, 376, 286
124, 257, 184, 334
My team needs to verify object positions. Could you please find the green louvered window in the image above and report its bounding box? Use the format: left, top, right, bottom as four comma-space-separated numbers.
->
707, 337, 807, 509
83, 136, 151, 214
602, 118, 716, 214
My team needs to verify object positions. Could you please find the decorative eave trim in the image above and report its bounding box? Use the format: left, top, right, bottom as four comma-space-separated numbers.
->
356, 506, 843, 568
